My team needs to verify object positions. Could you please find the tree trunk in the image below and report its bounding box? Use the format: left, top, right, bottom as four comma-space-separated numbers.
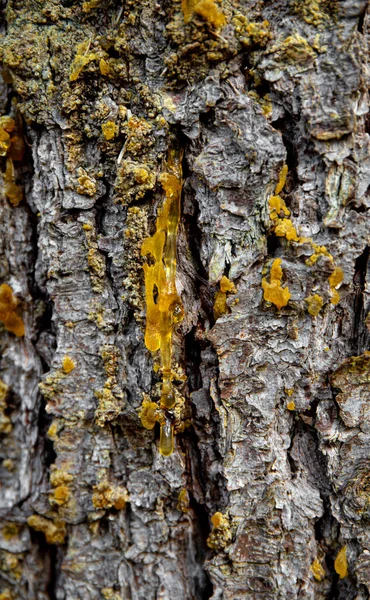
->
0, 0, 369, 599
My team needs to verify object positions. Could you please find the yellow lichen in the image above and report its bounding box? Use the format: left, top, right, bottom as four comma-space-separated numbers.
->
305, 244, 333, 266
82, 0, 102, 12
77, 169, 97, 197
329, 266, 343, 305
50, 468, 73, 488
262, 258, 291, 310
62, 355, 75, 374
193, 0, 226, 28
101, 121, 117, 141
27, 515, 66, 545
92, 482, 128, 510
52, 485, 70, 506
310, 559, 326, 581
287, 400, 296, 411
99, 58, 110, 76
207, 512, 232, 549
275, 164, 288, 195
280, 33, 317, 64
0, 590, 13, 600
0, 283, 25, 337
214, 276, 237, 320
334, 546, 348, 579
70, 41, 98, 82
274, 218, 300, 242
4, 158, 23, 206
141, 149, 184, 457
305, 294, 324, 317
269, 195, 290, 220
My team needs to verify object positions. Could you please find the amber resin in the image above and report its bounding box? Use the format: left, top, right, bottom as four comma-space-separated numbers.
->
141, 149, 183, 456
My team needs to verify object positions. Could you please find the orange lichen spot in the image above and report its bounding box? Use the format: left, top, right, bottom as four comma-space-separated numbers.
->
275, 164, 288, 195
92, 482, 128, 510
262, 258, 291, 310
311, 559, 325, 581
285, 388, 294, 396
0, 589, 13, 600
334, 546, 348, 579
177, 488, 190, 513
0, 283, 25, 336
207, 512, 232, 549
214, 276, 237, 320
139, 397, 161, 430
306, 244, 333, 266
102, 121, 117, 141
27, 515, 66, 545
269, 195, 290, 220
62, 355, 75, 373
287, 400, 296, 411
52, 485, 70, 506
274, 218, 300, 242
305, 294, 324, 317
70, 41, 98, 82
4, 159, 23, 206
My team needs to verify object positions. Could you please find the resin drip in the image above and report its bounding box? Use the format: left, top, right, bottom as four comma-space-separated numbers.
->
141, 150, 183, 456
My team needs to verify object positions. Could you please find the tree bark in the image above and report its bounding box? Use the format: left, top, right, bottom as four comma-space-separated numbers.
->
0, 0, 369, 599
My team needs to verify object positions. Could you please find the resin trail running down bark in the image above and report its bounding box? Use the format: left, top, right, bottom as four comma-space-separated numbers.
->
140, 149, 184, 456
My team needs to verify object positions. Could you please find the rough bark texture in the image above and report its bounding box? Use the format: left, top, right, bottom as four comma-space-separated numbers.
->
0, 0, 370, 599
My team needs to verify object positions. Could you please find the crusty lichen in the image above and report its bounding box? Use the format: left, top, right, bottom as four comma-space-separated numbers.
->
0, 283, 25, 337
262, 259, 291, 310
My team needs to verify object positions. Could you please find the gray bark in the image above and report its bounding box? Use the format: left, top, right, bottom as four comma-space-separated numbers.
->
0, 0, 369, 599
